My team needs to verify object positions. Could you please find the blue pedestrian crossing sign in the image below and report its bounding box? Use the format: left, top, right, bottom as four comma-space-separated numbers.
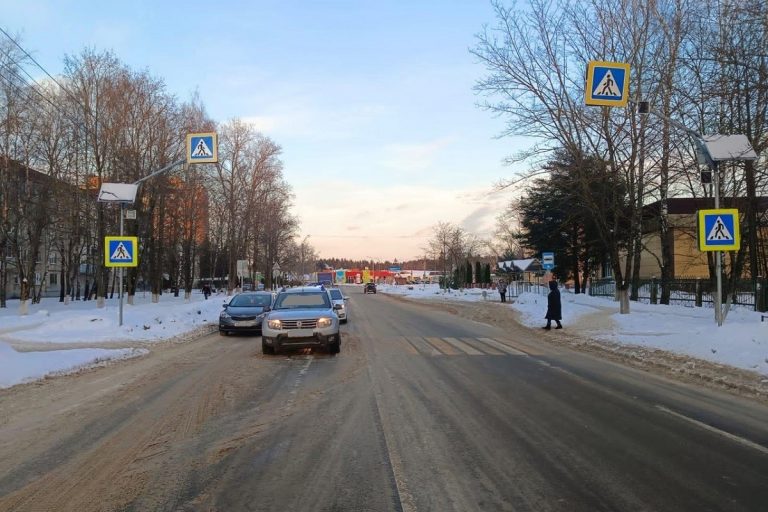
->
105, 236, 139, 267
698, 209, 740, 251
186, 132, 218, 164
585, 61, 630, 107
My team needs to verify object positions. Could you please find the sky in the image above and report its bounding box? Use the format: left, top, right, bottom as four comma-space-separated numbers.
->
2, 286, 766, 389
1, 0, 530, 261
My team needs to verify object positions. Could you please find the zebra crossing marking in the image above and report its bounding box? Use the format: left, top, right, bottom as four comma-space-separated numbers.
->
424, 337, 462, 355
460, 337, 505, 355
441, 337, 484, 355
478, 337, 529, 356
404, 336, 441, 356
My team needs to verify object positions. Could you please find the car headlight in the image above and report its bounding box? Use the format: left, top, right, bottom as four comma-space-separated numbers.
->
220, 312, 231, 319
268, 319, 282, 329
317, 317, 332, 328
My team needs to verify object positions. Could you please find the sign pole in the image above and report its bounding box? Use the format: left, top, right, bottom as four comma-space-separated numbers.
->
713, 162, 723, 326
119, 203, 125, 327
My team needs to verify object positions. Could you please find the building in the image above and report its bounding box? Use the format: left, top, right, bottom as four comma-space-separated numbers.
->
638, 197, 768, 278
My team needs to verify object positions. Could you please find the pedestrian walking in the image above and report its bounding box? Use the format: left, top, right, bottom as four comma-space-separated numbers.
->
497, 279, 507, 303
543, 280, 562, 330
202, 283, 211, 300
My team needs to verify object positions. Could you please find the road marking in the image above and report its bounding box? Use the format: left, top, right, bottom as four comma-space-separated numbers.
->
441, 337, 484, 355
405, 336, 441, 356
368, 366, 417, 512
460, 337, 504, 355
285, 356, 313, 410
477, 337, 529, 356
655, 405, 768, 456
493, 338, 544, 356
394, 336, 419, 355
424, 337, 461, 355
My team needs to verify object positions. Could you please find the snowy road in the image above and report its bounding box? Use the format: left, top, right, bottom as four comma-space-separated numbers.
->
1, 286, 768, 511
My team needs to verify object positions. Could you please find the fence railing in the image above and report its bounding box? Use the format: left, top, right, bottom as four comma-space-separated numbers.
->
588, 277, 768, 311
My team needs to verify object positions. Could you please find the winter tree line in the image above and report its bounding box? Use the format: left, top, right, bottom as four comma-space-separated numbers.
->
469, 0, 767, 313
0, 39, 310, 310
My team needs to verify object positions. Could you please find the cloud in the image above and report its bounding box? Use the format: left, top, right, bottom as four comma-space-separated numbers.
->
381, 136, 456, 172
459, 205, 496, 234
290, 181, 518, 260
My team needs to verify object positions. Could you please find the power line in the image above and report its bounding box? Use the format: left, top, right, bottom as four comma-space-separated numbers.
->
0, 62, 82, 128
0, 26, 85, 111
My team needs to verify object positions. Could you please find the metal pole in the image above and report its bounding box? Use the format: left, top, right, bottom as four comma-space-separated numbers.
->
714, 162, 722, 326
119, 203, 124, 327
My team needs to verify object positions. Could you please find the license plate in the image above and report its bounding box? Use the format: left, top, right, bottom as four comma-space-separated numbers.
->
287, 328, 314, 338
234, 320, 255, 327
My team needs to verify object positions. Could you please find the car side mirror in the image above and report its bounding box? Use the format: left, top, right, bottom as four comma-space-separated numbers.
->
343, 297, 349, 301
264, 306, 271, 312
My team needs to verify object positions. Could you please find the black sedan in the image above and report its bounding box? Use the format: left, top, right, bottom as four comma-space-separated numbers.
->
219, 292, 274, 336
363, 282, 377, 294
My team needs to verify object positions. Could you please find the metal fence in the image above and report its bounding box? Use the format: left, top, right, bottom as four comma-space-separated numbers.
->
507, 281, 549, 298
588, 276, 768, 311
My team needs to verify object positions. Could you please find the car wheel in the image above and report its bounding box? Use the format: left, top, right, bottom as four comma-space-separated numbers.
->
341, 318, 348, 324
261, 338, 274, 355
328, 334, 341, 354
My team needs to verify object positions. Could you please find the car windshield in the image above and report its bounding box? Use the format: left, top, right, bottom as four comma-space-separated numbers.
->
274, 292, 331, 309
229, 294, 271, 307
329, 289, 343, 300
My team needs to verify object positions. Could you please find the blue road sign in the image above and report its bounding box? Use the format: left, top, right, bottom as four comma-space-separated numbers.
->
698, 209, 740, 251
585, 61, 630, 107
389, 266, 401, 272
542, 252, 555, 270
105, 236, 138, 267
186, 132, 218, 164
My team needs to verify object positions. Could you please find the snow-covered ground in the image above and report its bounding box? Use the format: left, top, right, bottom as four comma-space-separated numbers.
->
2, 284, 767, 389
0, 291, 227, 388
379, 283, 768, 376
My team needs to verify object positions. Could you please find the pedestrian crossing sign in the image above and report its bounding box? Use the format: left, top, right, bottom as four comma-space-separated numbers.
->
698, 209, 740, 251
186, 132, 218, 164
585, 61, 630, 107
105, 236, 139, 267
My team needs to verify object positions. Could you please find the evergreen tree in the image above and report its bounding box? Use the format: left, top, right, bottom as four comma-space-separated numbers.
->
465, 260, 473, 285
475, 261, 482, 285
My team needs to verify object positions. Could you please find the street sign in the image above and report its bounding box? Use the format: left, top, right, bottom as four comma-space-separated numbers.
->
585, 60, 630, 107
104, 236, 138, 267
542, 252, 555, 270
237, 259, 249, 278
389, 266, 401, 272
186, 132, 218, 164
698, 209, 740, 251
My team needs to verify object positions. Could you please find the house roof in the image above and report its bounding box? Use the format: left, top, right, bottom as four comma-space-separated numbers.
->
497, 259, 542, 272
644, 197, 768, 216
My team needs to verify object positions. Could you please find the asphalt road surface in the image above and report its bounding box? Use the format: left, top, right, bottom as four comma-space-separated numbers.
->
1, 285, 768, 511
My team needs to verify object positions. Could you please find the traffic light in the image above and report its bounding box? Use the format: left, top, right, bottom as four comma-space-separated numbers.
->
637, 101, 650, 114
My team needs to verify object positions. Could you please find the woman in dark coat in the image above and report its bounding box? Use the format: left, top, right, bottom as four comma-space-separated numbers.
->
543, 280, 562, 329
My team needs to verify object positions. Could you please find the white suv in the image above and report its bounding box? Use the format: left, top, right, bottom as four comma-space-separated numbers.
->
261, 287, 341, 355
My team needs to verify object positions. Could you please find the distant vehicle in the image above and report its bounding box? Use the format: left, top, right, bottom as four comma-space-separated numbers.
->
262, 286, 341, 355
364, 282, 377, 294
328, 287, 349, 323
219, 292, 274, 336
317, 271, 334, 287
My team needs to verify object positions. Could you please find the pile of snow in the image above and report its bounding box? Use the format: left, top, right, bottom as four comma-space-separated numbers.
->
377, 283, 490, 302
0, 344, 147, 388
0, 291, 227, 388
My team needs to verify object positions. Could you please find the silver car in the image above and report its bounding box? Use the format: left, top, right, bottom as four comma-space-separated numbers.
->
261, 287, 341, 355
327, 287, 349, 323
